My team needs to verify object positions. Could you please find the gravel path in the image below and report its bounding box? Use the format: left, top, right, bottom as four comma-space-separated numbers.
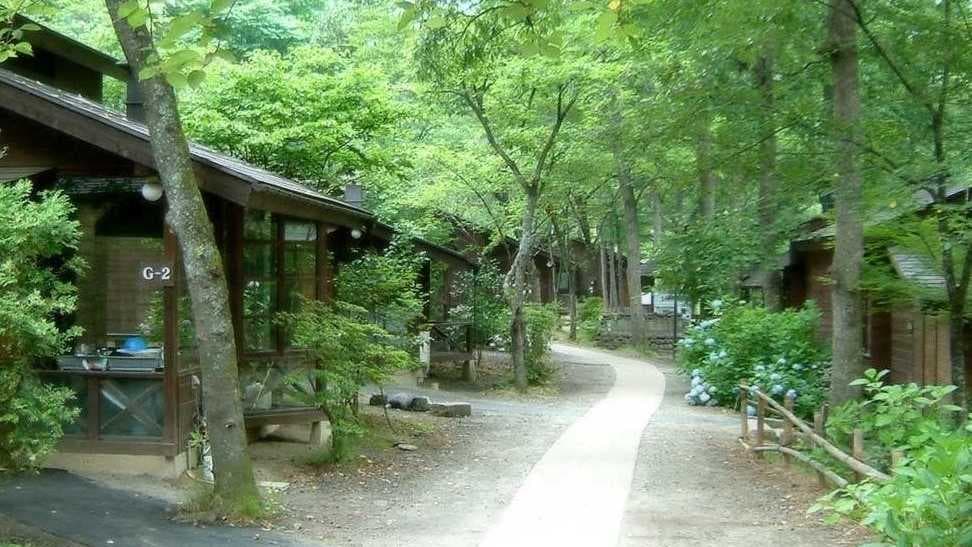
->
482, 343, 664, 546
618, 350, 869, 546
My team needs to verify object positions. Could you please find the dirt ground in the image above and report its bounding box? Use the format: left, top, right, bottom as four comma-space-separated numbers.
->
248, 351, 615, 546
619, 354, 871, 546
77, 347, 870, 547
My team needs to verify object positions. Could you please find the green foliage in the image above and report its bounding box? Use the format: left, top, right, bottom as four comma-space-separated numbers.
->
182, 46, 404, 193
827, 369, 963, 468
449, 260, 510, 350
524, 303, 559, 385
578, 296, 604, 341
0, 181, 82, 470
813, 372, 972, 546
334, 241, 425, 333
677, 301, 828, 416
277, 299, 416, 461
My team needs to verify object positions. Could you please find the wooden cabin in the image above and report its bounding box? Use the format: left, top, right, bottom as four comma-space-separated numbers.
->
782, 214, 972, 388
0, 21, 470, 477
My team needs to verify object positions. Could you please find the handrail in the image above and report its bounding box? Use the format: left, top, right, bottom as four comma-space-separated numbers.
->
739, 382, 891, 485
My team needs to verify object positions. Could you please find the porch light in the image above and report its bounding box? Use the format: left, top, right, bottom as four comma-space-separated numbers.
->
141, 179, 163, 202
350, 227, 363, 239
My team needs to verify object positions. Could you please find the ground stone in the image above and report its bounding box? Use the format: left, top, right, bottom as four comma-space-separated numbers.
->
369, 394, 387, 406
429, 402, 472, 418
387, 393, 413, 409
407, 396, 431, 412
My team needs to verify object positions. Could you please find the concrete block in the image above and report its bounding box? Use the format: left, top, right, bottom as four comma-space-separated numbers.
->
430, 402, 472, 418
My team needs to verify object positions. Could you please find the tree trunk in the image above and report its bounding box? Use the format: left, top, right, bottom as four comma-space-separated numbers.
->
828, 0, 865, 405
104, 0, 259, 508
651, 190, 664, 248
617, 153, 644, 344
755, 53, 783, 310
509, 187, 539, 391
599, 231, 609, 305
607, 241, 619, 311
696, 118, 717, 220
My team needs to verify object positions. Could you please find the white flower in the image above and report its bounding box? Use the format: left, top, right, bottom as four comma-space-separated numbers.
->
704, 337, 716, 346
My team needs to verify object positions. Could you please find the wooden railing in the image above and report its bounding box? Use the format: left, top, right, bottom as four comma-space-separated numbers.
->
738, 382, 892, 488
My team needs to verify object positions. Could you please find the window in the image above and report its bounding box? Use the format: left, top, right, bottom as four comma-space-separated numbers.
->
243, 211, 277, 351
242, 212, 318, 352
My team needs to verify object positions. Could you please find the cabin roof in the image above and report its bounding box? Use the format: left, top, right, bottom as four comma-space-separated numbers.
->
16, 15, 130, 81
0, 67, 471, 267
888, 247, 947, 290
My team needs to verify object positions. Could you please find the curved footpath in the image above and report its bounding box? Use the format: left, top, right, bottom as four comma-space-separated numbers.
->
481, 343, 666, 547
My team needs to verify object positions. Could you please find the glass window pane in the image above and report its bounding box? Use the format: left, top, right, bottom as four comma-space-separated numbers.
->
243, 279, 276, 351
243, 242, 274, 279
244, 210, 273, 240
284, 222, 316, 242
98, 378, 164, 438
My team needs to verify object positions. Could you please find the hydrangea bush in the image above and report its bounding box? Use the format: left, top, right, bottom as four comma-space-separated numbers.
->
677, 301, 828, 417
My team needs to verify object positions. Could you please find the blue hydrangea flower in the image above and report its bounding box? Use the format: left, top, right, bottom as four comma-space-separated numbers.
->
785, 389, 798, 399
792, 364, 802, 371
770, 373, 782, 381
699, 392, 711, 403
704, 337, 716, 346
771, 384, 785, 395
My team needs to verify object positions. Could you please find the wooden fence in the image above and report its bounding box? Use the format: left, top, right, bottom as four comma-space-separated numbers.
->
738, 382, 893, 488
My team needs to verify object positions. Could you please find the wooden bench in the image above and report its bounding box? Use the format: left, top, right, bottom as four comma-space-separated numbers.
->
243, 407, 328, 445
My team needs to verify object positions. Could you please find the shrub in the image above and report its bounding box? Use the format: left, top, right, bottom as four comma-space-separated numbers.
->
677, 300, 828, 416
812, 372, 971, 545
826, 368, 962, 467
0, 181, 82, 470
335, 239, 425, 333
524, 303, 559, 385
278, 299, 416, 461
577, 296, 603, 341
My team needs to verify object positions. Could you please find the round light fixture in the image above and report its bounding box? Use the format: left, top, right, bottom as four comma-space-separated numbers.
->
141, 180, 164, 202
350, 228, 363, 240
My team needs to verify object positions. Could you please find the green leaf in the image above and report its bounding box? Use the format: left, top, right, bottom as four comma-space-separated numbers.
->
165, 71, 188, 89
126, 7, 149, 29
594, 10, 617, 42
398, 6, 417, 31
161, 13, 203, 47
211, 0, 233, 13
137, 65, 160, 81
12, 42, 32, 55
426, 14, 447, 30
186, 69, 206, 88
117, 0, 140, 19
849, 378, 870, 386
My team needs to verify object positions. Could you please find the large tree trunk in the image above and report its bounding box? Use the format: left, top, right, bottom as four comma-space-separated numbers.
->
599, 231, 609, 305
509, 187, 539, 391
617, 153, 644, 345
607, 239, 619, 311
651, 190, 664, 248
696, 118, 717, 220
105, 0, 259, 508
755, 53, 783, 310
828, 0, 865, 405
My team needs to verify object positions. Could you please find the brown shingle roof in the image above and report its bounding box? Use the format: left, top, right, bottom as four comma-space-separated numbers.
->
888, 247, 946, 290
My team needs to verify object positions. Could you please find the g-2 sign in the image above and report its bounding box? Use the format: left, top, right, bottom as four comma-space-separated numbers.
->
139, 261, 175, 287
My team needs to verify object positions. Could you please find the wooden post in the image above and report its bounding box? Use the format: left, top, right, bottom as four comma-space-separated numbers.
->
782, 394, 795, 468
813, 409, 827, 487
852, 428, 865, 482
740, 382, 749, 440
755, 395, 766, 458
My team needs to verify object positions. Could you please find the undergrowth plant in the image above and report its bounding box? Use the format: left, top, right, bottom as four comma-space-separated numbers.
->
0, 181, 82, 471
677, 300, 828, 416
577, 296, 603, 341
524, 303, 559, 385
812, 371, 971, 546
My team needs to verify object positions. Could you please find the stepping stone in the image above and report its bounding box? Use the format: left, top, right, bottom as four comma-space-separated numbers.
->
369, 393, 387, 406
430, 402, 472, 418
407, 396, 431, 412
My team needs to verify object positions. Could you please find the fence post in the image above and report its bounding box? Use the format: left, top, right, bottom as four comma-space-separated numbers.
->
740, 381, 749, 441
782, 393, 795, 468
755, 395, 766, 457
852, 428, 865, 482
813, 408, 827, 487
